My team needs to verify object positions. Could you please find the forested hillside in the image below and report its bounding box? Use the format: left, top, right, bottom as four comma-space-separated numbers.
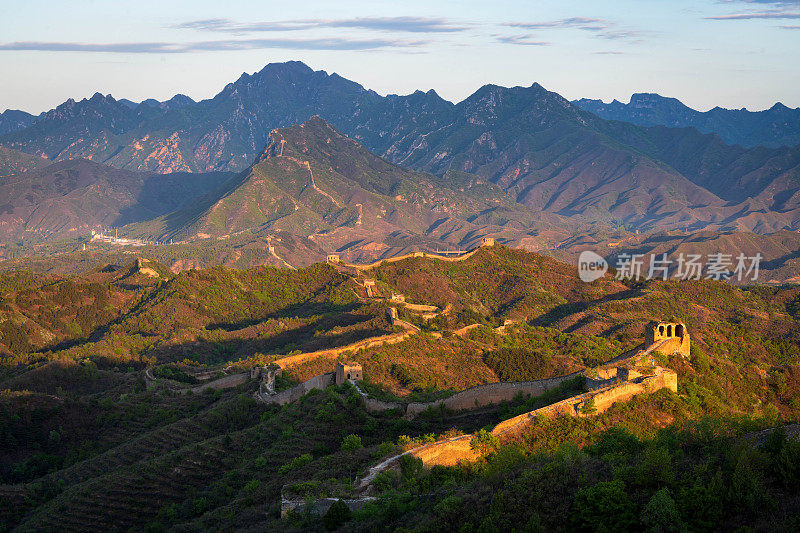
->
1, 245, 798, 531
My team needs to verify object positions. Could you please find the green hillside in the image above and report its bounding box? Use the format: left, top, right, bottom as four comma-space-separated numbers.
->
0, 244, 798, 531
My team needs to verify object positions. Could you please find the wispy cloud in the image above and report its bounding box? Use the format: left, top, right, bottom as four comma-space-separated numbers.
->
0, 37, 427, 53
495, 34, 550, 46
780, 23, 800, 27
505, 18, 606, 30
503, 18, 642, 41
720, 1, 800, 5
0, 42, 181, 53
705, 11, 800, 19
594, 50, 624, 55
173, 16, 469, 34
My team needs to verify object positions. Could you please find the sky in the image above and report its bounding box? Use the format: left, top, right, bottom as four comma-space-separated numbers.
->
0, 0, 798, 114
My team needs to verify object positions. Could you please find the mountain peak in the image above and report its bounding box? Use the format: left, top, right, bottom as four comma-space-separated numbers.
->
88, 92, 115, 104
257, 60, 314, 77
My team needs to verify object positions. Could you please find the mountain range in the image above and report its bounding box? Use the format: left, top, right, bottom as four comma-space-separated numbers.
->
574, 93, 800, 149
1, 60, 800, 278
0, 154, 231, 242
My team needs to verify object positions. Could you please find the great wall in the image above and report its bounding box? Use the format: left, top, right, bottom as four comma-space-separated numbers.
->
139, 240, 692, 518
279, 321, 688, 517
325, 237, 497, 272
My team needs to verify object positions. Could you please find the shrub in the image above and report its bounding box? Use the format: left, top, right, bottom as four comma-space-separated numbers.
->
640, 488, 683, 533
323, 500, 351, 530
470, 429, 499, 455
399, 453, 423, 480
191, 497, 211, 516
571, 480, 637, 532
278, 453, 313, 475
341, 434, 363, 452
579, 398, 597, 415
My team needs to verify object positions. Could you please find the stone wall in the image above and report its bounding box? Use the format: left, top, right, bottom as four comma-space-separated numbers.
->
403, 303, 439, 313
272, 331, 413, 369
491, 368, 678, 440
404, 372, 582, 417
340, 241, 491, 272
408, 435, 479, 466
280, 496, 376, 519
403, 368, 678, 468
262, 373, 335, 405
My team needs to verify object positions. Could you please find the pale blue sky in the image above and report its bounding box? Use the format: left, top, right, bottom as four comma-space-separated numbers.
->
0, 0, 798, 113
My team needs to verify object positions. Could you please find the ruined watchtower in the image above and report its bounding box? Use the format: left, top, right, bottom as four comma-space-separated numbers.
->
335, 362, 363, 385
645, 321, 690, 358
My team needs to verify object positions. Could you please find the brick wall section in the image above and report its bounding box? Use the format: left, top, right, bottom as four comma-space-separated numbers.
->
404, 372, 582, 417
271, 331, 414, 369
404, 368, 678, 468
281, 496, 376, 519
403, 303, 439, 313
363, 397, 404, 412
408, 435, 480, 466
491, 369, 677, 439
341, 242, 492, 271
263, 373, 335, 405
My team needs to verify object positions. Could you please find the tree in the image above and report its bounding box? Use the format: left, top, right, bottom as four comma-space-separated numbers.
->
571, 480, 637, 532
323, 500, 351, 530
470, 429, 499, 455
579, 398, 597, 415
641, 488, 684, 533
340, 434, 363, 452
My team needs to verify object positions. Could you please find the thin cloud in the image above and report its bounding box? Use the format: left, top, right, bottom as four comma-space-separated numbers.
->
173, 19, 309, 32
504, 18, 606, 30
496, 34, 550, 46
503, 18, 641, 41
594, 51, 624, 55
705, 11, 800, 19
720, 1, 800, 5
0, 37, 427, 53
173, 16, 469, 34
780, 23, 800, 26
599, 30, 643, 40
0, 42, 182, 53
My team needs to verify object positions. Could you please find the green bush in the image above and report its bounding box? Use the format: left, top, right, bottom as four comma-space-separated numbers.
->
579, 398, 597, 415
470, 429, 499, 455
278, 453, 313, 475
341, 434, 363, 452
640, 488, 684, 533
322, 499, 351, 530
399, 454, 423, 480
571, 480, 637, 532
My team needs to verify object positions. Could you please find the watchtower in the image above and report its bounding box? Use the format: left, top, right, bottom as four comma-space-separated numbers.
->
335, 362, 363, 385
645, 321, 690, 358
390, 293, 405, 303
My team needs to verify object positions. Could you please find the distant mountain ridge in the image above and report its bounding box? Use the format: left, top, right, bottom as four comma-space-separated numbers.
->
0, 158, 232, 241
125, 116, 569, 260
1, 61, 800, 236
0, 110, 37, 136
574, 93, 800, 149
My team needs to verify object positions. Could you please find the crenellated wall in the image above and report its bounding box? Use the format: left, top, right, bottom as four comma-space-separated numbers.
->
403, 372, 582, 417
338, 238, 496, 272
271, 331, 414, 369
261, 373, 335, 405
